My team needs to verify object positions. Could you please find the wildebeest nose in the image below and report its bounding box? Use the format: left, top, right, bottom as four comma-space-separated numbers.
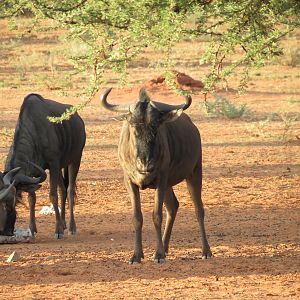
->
136, 158, 154, 174
136, 159, 146, 172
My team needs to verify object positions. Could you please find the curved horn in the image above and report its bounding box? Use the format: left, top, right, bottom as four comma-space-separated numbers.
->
150, 95, 192, 112
100, 88, 131, 113
3, 167, 21, 185
14, 162, 46, 185
29, 161, 47, 182
0, 180, 15, 200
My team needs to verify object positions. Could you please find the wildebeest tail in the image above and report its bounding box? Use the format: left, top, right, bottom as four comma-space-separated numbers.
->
63, 167, 69, 190
63, 167, 77, 206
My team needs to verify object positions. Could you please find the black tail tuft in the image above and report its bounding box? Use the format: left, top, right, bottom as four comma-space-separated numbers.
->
63, 168, 69, 190
63, 167, 76, 206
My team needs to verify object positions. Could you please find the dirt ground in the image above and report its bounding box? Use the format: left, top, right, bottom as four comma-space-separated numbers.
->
0, 20, 300, 299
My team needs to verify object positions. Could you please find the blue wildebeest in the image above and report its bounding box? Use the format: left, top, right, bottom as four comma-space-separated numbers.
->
4, 93, 86, 238
101, 88, 212, 263
0, 165, 44, 236
0, 168, 21, 235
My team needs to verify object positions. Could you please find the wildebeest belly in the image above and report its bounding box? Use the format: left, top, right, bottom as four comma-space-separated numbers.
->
166, 156, 200, 186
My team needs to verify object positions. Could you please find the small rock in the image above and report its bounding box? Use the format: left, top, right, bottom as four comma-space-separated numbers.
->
6, 251, 21, 262
14, 228, 32, 237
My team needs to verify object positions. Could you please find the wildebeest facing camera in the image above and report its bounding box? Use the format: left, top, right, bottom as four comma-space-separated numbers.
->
101, 88, 212, 264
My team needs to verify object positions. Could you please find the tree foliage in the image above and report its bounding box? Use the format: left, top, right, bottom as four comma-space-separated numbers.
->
1, 0, 299, 120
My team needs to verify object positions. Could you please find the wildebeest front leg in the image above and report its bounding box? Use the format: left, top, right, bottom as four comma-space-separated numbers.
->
28, 191, 37, 235
163, 188, 179, 255
153, 184, 167, 263
124, 175, 144, 264
49, 165, 64, 239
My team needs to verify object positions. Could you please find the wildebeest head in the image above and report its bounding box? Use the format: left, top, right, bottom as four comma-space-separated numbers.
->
0, 168, 20, 235
10, 161, 47, 193
101, 88, 192, 173
0, 162, 46, 235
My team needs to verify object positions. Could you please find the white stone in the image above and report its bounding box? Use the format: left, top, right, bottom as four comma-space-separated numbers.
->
6, 251, 21, 262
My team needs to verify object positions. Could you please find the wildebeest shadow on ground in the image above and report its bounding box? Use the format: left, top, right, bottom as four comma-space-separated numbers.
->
77, 161, 299, 182
0, 204, 299, 286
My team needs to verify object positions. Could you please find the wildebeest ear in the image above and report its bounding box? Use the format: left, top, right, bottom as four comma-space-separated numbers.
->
17, 184, 42, 193
161, 109, 183, 123
113, 113, 131, 121
139, 88, 151, 102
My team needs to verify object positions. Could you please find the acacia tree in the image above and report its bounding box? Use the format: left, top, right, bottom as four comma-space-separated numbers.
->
1, 0, 299, 119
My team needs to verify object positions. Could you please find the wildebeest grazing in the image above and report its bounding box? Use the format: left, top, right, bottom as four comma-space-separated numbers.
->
0, 168, 20, 235
0, 162, 48, 236
101, 88, 212, 263
4, 93, 86, 239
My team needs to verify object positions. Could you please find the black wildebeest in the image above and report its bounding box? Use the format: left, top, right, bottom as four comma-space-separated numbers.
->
101, 88, 212, 263
4, 93, 86, 238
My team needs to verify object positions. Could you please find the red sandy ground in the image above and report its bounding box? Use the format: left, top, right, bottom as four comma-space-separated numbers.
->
0, 20, 299, 300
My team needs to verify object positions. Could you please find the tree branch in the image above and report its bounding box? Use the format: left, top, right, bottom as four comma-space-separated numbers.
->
32, 0, 89, 13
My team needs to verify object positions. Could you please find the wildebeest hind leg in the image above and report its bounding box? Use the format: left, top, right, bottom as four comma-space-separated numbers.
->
49, 164, 64, 239
186, 167, 212, 259
58, 171, 67, 230
163, 188, 179, 255
67, 160, 81, 235
28, 191, 37, 235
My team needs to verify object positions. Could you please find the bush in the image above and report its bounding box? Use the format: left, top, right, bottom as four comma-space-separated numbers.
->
280, 46, 300, 67
246, 112, 299, 141
203, 94, 247, 119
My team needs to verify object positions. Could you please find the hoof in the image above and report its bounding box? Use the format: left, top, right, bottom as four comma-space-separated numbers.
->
202, 249, 213, 259
154, 253, 166, 264
129, 253, 144, 264
54, 233, 64, 239
69, 222, 76, 235
30, 227, 37, 236
68, 230, 76, 236
129, 260, 140, 265
154, 258, 166, 264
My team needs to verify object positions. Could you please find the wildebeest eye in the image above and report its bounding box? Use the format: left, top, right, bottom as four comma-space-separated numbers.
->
156, 112, 165, 125
0, 201, 7, 211
3, 199, 12, 208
